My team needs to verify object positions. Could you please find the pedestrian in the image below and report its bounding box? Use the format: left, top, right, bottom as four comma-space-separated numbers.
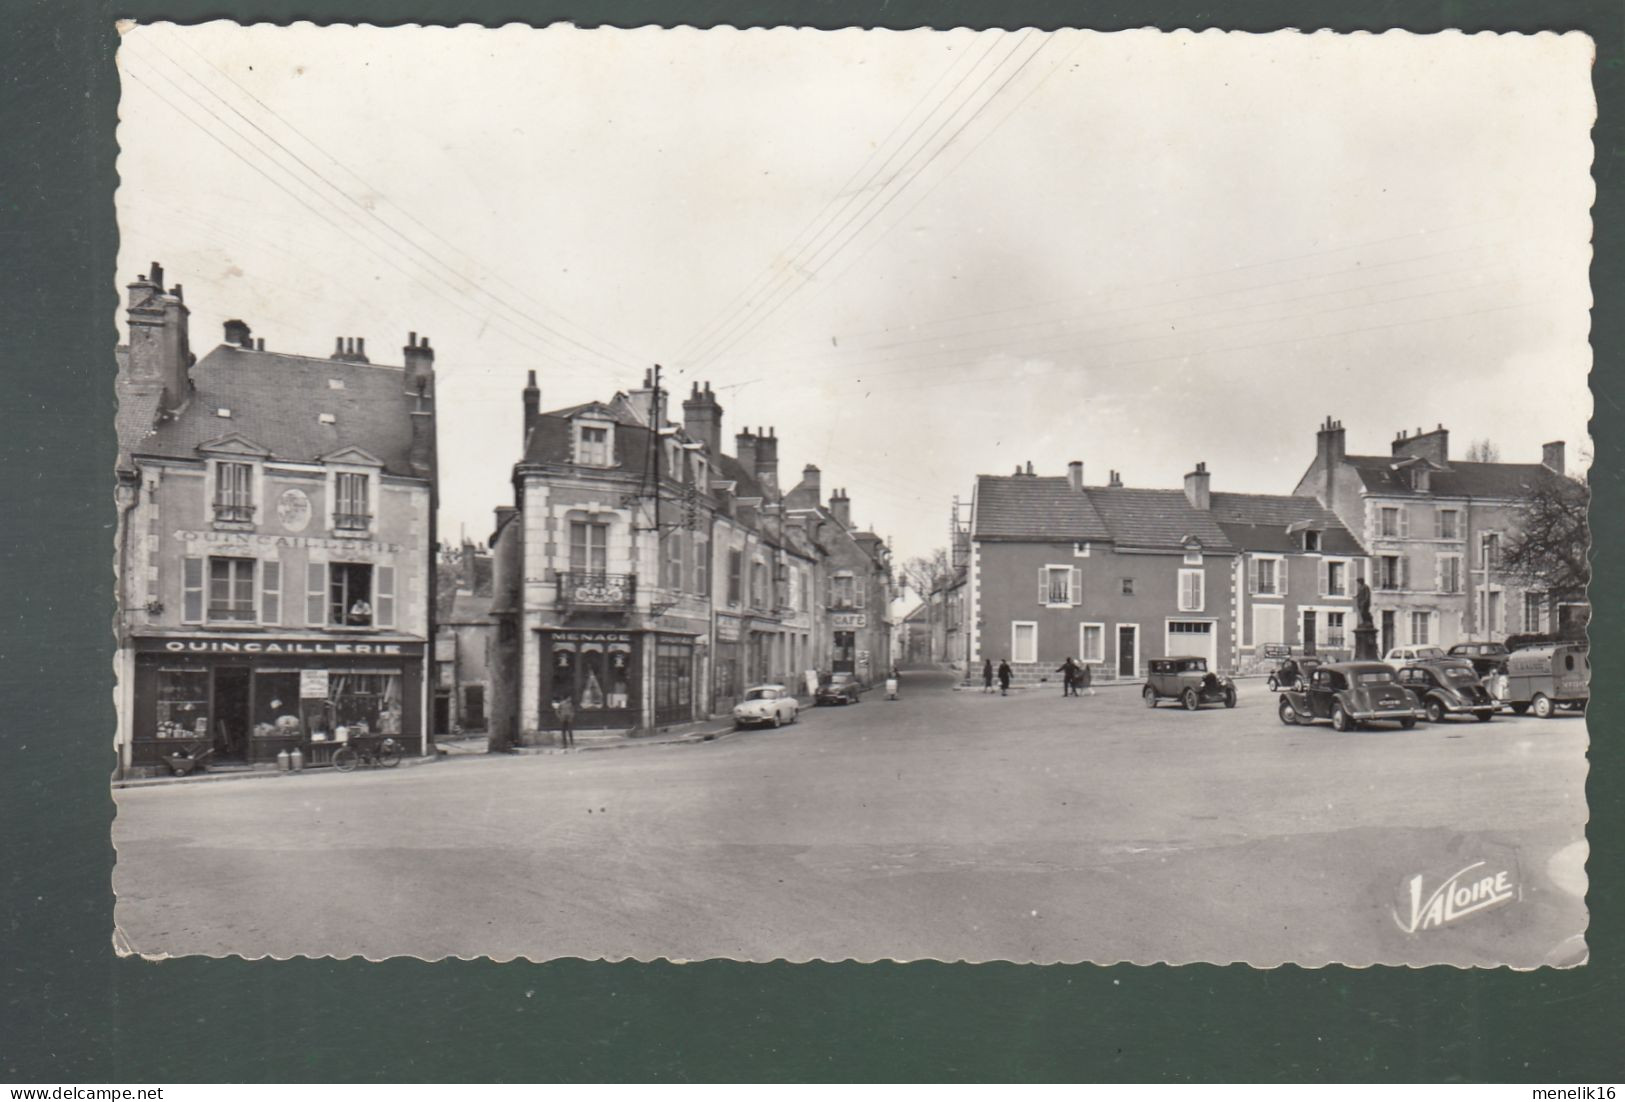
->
1079, 661, 1094, 696
997, 659, 1012, 696
982, 658, 994, 693
1056, 656, 1080, 696
554, 694, 576, 750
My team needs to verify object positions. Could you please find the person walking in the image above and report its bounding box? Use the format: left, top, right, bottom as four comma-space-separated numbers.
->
982, 658, 994, 693
1078, 660, 1095, 696
554, 694, 576, 750
1056, 656, 1080, 697
997, 659, 1012, 696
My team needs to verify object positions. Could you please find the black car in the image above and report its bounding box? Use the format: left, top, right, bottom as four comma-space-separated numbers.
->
1397, 659, 1498, 723
815, 673, 864, 706
1447, 641, 1512, 678
1278, 661, 1425, 731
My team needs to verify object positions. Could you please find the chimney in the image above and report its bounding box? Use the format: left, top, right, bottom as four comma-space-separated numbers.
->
409, 389, 436, 481
223, 319, 252, 349
755, 426, 780, 499
735, 428, 759, 483
522, 370, 540, 444
1066, 460, 1084, 492
1183, 462, 1212, 510
403, 333, 435, 397
683, 381, 724, 455
1393, 422, 1449, 466
1025, 461, 1035, 476
1315, 416, 1347, 510
830, 487, 852, 528
255, 338, 264, 351
1108, 470, 1123, 489
123, 261, 192, 414
1542, 441, 1566, 475
626, 366, 667, 428
800, 463, 822, 502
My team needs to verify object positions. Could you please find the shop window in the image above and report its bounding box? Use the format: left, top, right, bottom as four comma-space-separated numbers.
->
154, 668, 210, 741
208, 557, 256, 622
655, 641, 693, 723
334, 472, 371, 531
251, 671, 302, 739
304, 672, 403, 740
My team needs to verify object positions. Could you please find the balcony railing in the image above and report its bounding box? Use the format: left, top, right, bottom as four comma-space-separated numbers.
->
557, 571, 637, 614
334, 511, 373, 531
212, 502, 256, 524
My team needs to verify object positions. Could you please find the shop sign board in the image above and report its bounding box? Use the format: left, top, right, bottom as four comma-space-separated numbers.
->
171, 529, 403, 554
550, 630, 633, 644
832, 612, 867, 629
716, 617, 741, 642
135, 636, 424, 657
300, 669, 330, 699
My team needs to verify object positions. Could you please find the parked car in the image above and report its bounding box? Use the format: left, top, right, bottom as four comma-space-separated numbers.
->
733, 685, 799, 729
1142, 656, 1237, 710
815, 672, 864, 706
1266, 656, 1323, 692
1447, 641, 1512, 678
1382, 645, 1447, 668
1501, 643, 1589, 718
1278, 661, 1425, 731
1396, 658, 1498, 723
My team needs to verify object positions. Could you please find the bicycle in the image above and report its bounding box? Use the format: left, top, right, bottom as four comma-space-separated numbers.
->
332, 734, 404, 772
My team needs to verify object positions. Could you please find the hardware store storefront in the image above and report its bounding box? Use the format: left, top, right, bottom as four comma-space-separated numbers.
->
130, 635, 426, 769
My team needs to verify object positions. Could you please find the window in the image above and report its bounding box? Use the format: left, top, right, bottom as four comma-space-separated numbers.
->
1411, 468, 1431, 493
1325, 611, 1346, 649
1409, 611, 1432, 645
1377, 554, 1406, 591
1303, 529, 1321, 552
154, 669, 210, 740
334, 472, 371, 531
1012, 622, 1037, 664
727, 549, 743, 605
1524, 592, 1547, 634
1435, 508, 1460, 540
312, 673, 403, 738
577, 424, 610, 466
1183, 545, 1203, 565
1120, 578, 1135, 596
832, 573, 855, 609
1253, 604, 1284, 647
1325, 559, 1348, 598
213, 461, 254, 523
1079, 623, 1105, 663
207, 557, 256, 622
1379, 506, 1404, 539
750, 560, 766, 609
799, 568, 809, 613
328, 562, 374, 627
1177, 569, 1204, 612
1251, 556, 1281, 596
1479, 588, 1505, 635
1438, 554, 1462, 594
1480, 531, 1502, 570
1040, 565, 1077, 606
662, 533, 683, 592
569, 520, 609, 575
1074, 542, 1091, 558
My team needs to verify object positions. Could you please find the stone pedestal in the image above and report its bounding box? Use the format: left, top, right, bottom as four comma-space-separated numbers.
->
1354, 624, 1380, 662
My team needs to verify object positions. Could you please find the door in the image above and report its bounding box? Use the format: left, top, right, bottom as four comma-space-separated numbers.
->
1381, 610, 1396, 656
433, 692, 451, 735
1117, 624, 1138, 678
1302, 610, 1318, 656
212, 666, 251, 760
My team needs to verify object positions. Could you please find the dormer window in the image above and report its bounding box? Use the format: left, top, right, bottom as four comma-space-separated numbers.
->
1303, 529, 1322, 552
576, 422, 612, 467
212, 460, 255, 524
1183, 541, 1203, 565
1411, 468, 1431, 493
334, 471, 372, 531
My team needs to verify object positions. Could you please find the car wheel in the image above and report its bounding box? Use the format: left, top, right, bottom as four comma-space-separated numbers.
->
1224, 687, 1237, 709
770, 713, 781, 729
1425, 699, 1446, 724
1532, 693, 1553, 719
1267, 675, 1279, 692
1476, 710, 1494, 722
1331, 704, 1353, 732
1278, 698, 1298, 726
1143, 686, 1157, 708
1400, 717, 1417, 730
1182, 688, 1199, 711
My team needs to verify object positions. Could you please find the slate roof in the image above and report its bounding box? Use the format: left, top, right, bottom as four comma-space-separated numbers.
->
972, 476, 1111, 542
1084, 487, 1235, 551
1209, 492, 1364, 555
522, 408, 654, 471
117, 343, 426, 477
716, 454, 767, 500
1344, 455, 1560, 499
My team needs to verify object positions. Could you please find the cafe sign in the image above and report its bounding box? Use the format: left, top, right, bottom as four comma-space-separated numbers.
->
831, 611, 867, 629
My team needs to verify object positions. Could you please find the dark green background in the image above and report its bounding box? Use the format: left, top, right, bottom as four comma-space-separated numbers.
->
2, 0, 1620, 1082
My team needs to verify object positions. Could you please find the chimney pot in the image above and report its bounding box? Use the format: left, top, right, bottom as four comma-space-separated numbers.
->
408, 331, 417, 347
256, 338, 264, 351
1066, 460, 1084, 492
335, 337, 345, 357
357, 337, 366, 358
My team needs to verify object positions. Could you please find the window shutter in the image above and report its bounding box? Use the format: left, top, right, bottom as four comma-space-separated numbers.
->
182, 556, 204, 623
1318, 560, 1328, 598
1399, 556, 1410, 590
1279, 560, 1288, 597
1195, 571, 1204, 611
1248, 557, 1258, 595
1070, 566, 1082, 606
1398, 509, 1410, 538
377, 565, 396, 628
261, 561, 281, 626
306, 563, 326, 626
1039, 567, 1049, 605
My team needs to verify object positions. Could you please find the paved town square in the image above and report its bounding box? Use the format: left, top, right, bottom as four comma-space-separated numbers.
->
114, 670, 1587, 966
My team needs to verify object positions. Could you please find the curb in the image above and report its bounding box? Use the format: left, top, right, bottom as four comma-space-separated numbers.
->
112, 749, 440, 789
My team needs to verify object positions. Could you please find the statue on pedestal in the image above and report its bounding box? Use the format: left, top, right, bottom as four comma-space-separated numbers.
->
1353, 578, 1380, 661
1355, 578, 1373, 628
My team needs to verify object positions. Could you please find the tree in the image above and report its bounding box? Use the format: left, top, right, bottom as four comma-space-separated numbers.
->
1501, 471, 1590, 604
899, 548, 952, 599
1464, 438, 1501, 463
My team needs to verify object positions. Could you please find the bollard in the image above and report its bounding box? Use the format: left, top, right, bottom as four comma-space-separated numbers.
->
276, 747, 291, 772
290, 746, 304, 773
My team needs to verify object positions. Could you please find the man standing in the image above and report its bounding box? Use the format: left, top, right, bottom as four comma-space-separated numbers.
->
1056, 656, 1080, 696
554, 694, 576, 750
982, 658, 994, 693
997, 659, 1012, 696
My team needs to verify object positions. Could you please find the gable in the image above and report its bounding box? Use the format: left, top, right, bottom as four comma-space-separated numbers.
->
195, 431, 272, 458
317, 445, 385, 467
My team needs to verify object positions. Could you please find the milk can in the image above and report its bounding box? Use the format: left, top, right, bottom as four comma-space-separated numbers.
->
276, 747, 291, 772
290, 746, 304, 773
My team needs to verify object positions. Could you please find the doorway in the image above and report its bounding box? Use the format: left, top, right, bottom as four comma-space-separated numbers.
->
1117, 624, 1139, 678
1302, 610, 1318, 655
1381, 610, 1396, 657
212, 666, 251, 760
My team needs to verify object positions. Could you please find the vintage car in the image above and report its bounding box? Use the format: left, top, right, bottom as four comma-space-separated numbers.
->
1396, 658, 1498, 723
1501, 643, 1589, 718
732, 685, 799, 729
1447, 641, 1512, 678
1382, 645, 1447, 668
1266, 655, 1323, 692
1142, 656, 1237, 710
815, 672, 864, 706
1278, 661, 1425, 731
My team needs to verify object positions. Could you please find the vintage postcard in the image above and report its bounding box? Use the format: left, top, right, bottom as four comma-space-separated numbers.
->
110, 24, 1593, 966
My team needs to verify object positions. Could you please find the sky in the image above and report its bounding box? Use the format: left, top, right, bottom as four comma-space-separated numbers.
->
115, 24, 1595, 566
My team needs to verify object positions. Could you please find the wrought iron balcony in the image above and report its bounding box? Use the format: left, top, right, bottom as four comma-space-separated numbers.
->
334, 511, 373, 531
557, 571, 637, 615
212, 502, 256, 523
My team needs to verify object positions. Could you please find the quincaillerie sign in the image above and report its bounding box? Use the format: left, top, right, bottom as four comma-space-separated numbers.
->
136, 636, 422, 656
172, 529, 403, 554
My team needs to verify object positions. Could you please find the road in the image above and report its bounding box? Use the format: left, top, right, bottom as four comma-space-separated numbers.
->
113, 670, 1589, 966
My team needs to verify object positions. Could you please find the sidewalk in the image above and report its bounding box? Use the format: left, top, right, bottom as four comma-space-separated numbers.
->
112, 748, 441, 790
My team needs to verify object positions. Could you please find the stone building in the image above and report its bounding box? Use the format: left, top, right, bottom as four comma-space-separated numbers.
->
113, 263, 438, 774
433, 540, 494, 735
